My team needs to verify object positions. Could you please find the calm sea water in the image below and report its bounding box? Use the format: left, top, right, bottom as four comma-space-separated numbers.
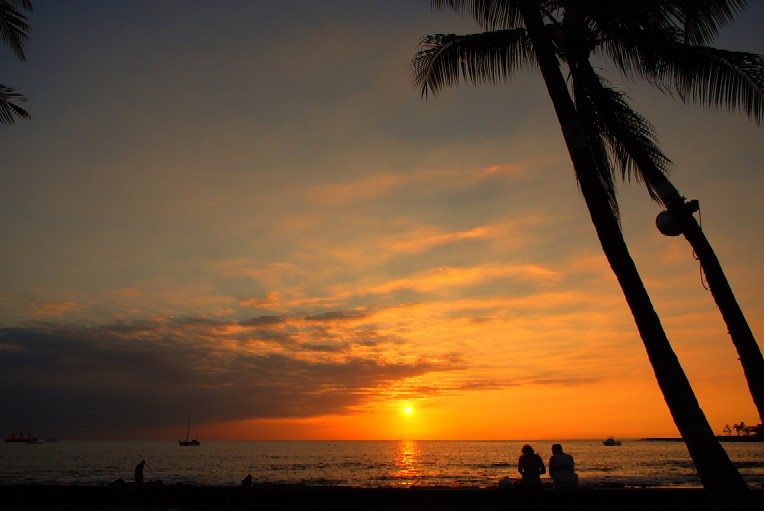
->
0, 440, 762, 489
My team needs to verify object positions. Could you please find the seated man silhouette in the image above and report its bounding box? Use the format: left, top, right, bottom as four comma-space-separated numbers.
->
549, 444, 578, 489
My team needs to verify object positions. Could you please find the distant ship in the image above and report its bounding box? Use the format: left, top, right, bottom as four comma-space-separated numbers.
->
603, 437, 622, 446
178, 420, 200, 446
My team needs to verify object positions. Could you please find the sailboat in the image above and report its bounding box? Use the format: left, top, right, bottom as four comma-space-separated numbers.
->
178, 420, 200, 446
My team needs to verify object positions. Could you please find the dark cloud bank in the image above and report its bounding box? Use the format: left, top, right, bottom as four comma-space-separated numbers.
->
0, 315, 462, 439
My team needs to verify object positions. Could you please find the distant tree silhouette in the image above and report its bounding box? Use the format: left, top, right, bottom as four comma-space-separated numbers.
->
412, 0, 747, 494
1, 0, 32, 124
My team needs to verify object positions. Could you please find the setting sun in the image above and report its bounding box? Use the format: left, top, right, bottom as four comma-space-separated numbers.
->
403, 406, 413, 416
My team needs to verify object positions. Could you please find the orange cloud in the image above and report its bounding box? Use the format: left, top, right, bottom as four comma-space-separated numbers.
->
306, 159, 544, 207
308, 173, 403, 204
393, 225, 494, 254
240, 293, 281, 309
370, 264, 558, 295
31, 300, 82, 318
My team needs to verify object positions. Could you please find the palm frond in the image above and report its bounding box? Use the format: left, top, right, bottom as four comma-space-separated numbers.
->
0, 0, 31, 61
0, 83, 30, 124
412, 29, 534, 98
597, 24, 683, 82
7, 1, 33, 10
577, 0, 747, 46
673, 47, 764, 124
571, 87, 621, 220
629, 40, 764, 125
575, 0, 678, 33
430, 0, 524, 30
676, 0, 748, 45
572, 67, 672, 204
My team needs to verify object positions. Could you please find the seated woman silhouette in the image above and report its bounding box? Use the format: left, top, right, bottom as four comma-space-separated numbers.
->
517, 444, 545, 488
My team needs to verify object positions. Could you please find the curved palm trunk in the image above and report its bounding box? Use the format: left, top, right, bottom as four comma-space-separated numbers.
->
655, 180, 764, 425
517, 0, 747, 495
573, 62, 764, 425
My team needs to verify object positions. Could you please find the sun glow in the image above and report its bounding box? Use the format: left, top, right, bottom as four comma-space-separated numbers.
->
403, 406, 413, 415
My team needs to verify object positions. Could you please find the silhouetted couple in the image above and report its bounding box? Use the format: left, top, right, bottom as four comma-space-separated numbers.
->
517, 444, 577, 489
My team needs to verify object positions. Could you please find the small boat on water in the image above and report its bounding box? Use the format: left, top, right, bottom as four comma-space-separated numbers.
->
603, 437, 622, 446
178, 420, 200, 446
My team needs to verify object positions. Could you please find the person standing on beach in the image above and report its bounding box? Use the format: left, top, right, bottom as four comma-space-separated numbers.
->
134, 460, 145, 484
517, 444, 545, 488
549, 444, 577, 489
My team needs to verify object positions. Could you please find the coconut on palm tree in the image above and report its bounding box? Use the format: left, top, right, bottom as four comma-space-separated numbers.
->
412, 0, 748, 493
0, 0, 32, 124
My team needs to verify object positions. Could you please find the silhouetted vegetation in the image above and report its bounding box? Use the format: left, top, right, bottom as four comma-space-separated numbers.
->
0, 0, 32, 124
723, 422, 763, 438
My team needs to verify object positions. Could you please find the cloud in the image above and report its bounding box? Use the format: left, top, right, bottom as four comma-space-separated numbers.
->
239, 315, 288, 327
392, 225, 495, 254
369, 264, 558, 296
306, 161, 541, 207
239, 293, 281, 310
308, 174, 404, 204
0, 287, 614, 439
0, 318, 464, 438
31, 300, 82, 318
304, 307, 379, 322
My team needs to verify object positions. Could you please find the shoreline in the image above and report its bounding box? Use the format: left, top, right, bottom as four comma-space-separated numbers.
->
1, 485, 762, 510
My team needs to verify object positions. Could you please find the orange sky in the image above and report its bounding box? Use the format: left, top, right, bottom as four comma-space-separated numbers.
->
1, 1, 763, 441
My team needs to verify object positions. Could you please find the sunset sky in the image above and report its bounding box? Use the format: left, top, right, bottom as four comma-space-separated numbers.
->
2, 0, 763, 441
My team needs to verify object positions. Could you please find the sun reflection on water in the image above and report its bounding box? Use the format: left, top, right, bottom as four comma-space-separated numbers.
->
394, 440, 423, 486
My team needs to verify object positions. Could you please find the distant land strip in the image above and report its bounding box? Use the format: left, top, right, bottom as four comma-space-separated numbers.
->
639, 437, 763, 442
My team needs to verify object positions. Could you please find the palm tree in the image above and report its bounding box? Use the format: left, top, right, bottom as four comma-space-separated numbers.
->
412, 0, 747, 493
552, 0, 764, 425
0, 0, 32, 124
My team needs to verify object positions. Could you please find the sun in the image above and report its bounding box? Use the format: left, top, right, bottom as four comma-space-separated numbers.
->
403, 406, 413, 415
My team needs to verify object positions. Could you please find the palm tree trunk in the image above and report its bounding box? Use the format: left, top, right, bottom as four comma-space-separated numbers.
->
655, 180, 764, 425
517, 0, 747, 495
575, 61, 764, 425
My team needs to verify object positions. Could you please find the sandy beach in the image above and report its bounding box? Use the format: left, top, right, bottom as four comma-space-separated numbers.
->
1, 485, 763, 510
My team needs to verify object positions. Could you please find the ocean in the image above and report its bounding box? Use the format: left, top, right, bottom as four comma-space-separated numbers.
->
1, 440, 762, 489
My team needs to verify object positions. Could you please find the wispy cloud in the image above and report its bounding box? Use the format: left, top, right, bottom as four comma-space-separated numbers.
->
369, 264, 558, 296
31, 300, 82, 318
